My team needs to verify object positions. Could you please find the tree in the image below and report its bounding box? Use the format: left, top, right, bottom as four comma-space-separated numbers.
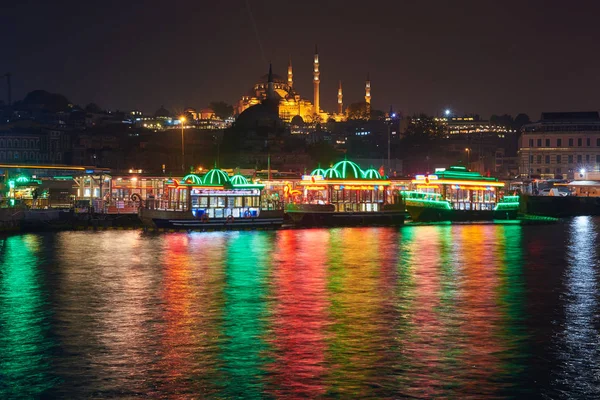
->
513, 113, 531, 131
307, 141, 340, 166
209, 101, 234, 120
370, 109, 385, 120
85, 103, 102, 113
490, 114, 514, 128
346, 102, 369, 120
22, 90, 70, 112
303, 113, 320, 124
183, 111, 194, 122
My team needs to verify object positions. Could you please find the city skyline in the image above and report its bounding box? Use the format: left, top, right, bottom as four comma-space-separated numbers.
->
2, 0, 600, 118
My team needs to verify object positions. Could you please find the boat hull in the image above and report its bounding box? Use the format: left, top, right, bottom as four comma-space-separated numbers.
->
139, 208, 284, 230
286, 204, 405, 227
406, 204, 518, 222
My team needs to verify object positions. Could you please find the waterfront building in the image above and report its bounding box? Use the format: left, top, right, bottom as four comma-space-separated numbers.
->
0, 124, 71, 164
443, 116, 513, 136
0, 163, 110, 208
519, 112, 600, 179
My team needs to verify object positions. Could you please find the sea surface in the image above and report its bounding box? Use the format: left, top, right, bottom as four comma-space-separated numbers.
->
1, 218, 600, 398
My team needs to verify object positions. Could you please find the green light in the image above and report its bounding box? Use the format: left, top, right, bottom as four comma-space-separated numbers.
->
433, 166, 499, 182
15, 176, 30, 184
494, 195, 520, 211
230, 174, 249, 186
324, 168, 340, 179
310, 168, 327, 176
202, 169, 230, 186
0, 235, 56, 397
405, 198, 452, 210
362, 168, 382, 179
53, 176, 73, 180
494, 202, 519, 211
502, 195, 519, 202
332, 160, 364, 179
181, 174, 203, 185
219, 233, 272, 398
8, 180, 15, 189
402, 191, 452, 210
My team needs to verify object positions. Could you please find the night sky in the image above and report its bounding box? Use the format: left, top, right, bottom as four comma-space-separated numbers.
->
2, 0, 599, 119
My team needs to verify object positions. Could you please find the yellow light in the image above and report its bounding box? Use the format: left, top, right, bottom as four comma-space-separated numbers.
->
411, 179, 504, 187
299, 180, 391, 186
180, 116, 186, 122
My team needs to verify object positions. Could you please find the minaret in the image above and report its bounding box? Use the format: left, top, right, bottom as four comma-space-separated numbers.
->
337, 80, 343, 114
287, 56, 293, 88
365, 73, 371, 118
267, 62, 275, 100
313, 45, 320, 117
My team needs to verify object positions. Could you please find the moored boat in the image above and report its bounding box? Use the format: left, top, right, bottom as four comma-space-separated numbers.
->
285, 158, 406, 226
403, 166, 519, 222
139, 168, 284, 230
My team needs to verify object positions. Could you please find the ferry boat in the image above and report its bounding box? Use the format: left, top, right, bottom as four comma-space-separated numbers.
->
403, 166, 519, 222
138, 168, 284, 230
285, 159, 406, 226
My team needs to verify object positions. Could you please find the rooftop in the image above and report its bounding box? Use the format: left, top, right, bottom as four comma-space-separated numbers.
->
541, 112, 600, 122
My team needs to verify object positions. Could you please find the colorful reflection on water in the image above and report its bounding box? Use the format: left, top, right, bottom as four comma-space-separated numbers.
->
1, 220, 600, 398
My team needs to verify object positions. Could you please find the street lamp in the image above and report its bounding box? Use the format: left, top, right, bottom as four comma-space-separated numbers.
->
445, 109, 451, 117
465, 148, 471, 168
180, 116, 186, 173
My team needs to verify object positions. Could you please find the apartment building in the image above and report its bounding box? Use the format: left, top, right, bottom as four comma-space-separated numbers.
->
519, 112, 600, 179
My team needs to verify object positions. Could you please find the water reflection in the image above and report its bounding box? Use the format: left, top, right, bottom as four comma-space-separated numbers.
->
0, 235, 55, 397
155, 233, 226, 395
1, 222, 599, 398
268, 229, 330, 398
219, 232, 273, 399
553, 216, 600, 397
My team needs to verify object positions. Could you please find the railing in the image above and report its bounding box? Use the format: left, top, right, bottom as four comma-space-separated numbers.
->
143, 199, 188, 211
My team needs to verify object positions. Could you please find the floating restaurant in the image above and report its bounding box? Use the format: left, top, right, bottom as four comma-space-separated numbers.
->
139, 167, 284, 229
286, 158, 405, 226
403, 166, 519, 222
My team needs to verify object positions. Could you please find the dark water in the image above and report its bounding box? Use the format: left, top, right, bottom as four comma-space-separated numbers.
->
1, 218, 600, 399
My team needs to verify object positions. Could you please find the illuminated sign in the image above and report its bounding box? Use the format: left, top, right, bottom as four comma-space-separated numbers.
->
337, 185, 377, 190
302, 175, 324, 181
305, 186, 326, 190
191, 189, 259, 196
449, 185, 496, 191
427, 175, 438, 180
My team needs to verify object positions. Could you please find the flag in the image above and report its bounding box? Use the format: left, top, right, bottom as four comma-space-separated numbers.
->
378, 165, 385, 177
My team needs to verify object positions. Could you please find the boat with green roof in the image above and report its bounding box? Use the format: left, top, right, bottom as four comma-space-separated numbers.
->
403, 166, 520, 222
285, 158, 406, 226
139, 167, 284, 230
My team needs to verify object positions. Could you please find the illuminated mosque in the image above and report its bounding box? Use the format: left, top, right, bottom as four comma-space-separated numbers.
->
236, 47, 371, 123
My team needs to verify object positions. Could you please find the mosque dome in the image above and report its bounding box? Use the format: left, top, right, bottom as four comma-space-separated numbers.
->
311, 167, 327, 176
324, 167, 340, 179
332, 159, 364, 179
290, 115, 305, 125
362, 167, 382, 179
181, 174, 203, 185
258, 73, 286, 84
235, 102, 282, 129
202, 168, 230, 186
230, 174, 249, 186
